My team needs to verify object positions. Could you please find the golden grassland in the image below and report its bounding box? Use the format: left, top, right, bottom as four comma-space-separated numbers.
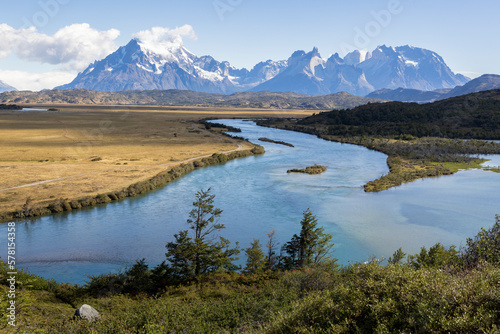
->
0, 106, 313, 216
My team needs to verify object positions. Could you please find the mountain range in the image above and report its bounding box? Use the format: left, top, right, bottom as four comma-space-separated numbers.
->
367, 74, 500, 103
57, 40, 469, 96
0, 80, 16, 93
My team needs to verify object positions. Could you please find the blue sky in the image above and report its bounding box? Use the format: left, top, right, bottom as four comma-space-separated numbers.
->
0, 0, 498, 90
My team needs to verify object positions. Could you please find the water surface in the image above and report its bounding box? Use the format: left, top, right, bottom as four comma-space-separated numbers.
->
2, 119, 500, 284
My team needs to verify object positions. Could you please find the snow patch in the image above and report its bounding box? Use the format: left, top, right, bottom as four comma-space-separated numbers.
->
358, 50, 370, 62
136, 64, 153, 73
405, 60, 419, 67
309, 56, 325, 77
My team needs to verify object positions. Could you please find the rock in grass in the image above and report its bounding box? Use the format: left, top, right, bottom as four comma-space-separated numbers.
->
74, 304, 101, 321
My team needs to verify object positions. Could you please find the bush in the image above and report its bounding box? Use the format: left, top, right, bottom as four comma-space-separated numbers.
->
463, 215, 500, 267
265, 263, 500, 333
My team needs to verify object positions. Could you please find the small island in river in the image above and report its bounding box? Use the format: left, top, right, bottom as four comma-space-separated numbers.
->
287, 164, 327, 175
258, 137, 294, 147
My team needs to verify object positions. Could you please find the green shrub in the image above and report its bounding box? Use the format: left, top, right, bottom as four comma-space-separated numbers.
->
463, 215, 500, 267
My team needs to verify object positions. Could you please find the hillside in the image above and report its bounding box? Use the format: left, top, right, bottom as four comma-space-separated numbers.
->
0, 89, 386, 110
298, 89, 500, 139
366, 87, 448, 103
367, 74, 500, 103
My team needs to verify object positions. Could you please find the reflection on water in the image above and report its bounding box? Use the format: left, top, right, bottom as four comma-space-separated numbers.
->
2, 119, 500, 284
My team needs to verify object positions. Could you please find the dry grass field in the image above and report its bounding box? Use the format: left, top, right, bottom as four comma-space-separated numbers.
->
0, 106, 313, 215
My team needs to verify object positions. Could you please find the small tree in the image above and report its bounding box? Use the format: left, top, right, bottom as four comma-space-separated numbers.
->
280, 234, 301, 270
281, 209, 335, 270
265, 229, 279, 270
243, 239, 266, 275
123, 258, 153, 295
408, 243, 460, 269
462, 215, 500, 267
388, 248, 407, 265
165, 188, 239, 281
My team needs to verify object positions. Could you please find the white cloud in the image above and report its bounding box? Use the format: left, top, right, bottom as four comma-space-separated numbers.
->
132, 25, 197, 55
0, 23, 120, 71
0, 70, 76, 91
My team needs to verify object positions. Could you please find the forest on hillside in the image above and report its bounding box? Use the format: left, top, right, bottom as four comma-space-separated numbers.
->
296, 89, 500, 139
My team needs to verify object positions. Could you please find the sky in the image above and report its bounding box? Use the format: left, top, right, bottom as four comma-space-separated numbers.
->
0, 0, 499, 91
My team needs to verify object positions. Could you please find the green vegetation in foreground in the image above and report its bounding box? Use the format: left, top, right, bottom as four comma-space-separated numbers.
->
2, 208, 500, 333
2, 189, 500, 333
287, 164, 327, 175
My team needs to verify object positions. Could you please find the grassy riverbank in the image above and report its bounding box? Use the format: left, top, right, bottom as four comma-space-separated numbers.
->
0, 107, 309, 221
0, 146, 264, 221
257, 119, 500, 192
255, 90, 500, 191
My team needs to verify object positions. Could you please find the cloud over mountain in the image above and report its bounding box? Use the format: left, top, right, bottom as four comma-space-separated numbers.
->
131, 25, 197, 54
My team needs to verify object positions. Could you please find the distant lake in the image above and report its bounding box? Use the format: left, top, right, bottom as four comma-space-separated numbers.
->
21, 108, 49, 111
3, 119, 500, 284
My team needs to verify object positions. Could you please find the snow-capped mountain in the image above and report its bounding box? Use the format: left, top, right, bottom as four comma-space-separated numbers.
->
0, 80, 16, 93
57, 39, 287, 93
58, 42, 469, 95
250, 48, 374, 96
358, 45, 469, 91
251, 45, 469, 95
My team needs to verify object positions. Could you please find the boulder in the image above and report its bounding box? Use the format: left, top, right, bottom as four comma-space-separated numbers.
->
74, 304, 101, 321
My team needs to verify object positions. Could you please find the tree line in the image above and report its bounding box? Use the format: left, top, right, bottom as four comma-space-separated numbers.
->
80, 188, 500, 298
293, 90, 500, 139
84, 188, 336, 296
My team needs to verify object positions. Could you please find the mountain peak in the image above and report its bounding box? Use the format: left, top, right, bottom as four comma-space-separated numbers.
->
344, 50, 372, 65
310, 47, 321, 57
290, 50, 306, 58
327, 53, 344, 64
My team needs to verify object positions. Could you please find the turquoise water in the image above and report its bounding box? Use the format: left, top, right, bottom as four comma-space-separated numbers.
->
2, 119, 500, 284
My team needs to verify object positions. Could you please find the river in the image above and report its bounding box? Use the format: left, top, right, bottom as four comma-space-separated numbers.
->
2, 119, 500, 284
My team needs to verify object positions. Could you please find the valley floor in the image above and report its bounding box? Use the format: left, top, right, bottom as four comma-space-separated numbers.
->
0, 106, 311, 220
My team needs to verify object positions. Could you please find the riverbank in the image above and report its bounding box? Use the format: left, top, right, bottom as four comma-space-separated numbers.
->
0, 146, 264, 222
256, 119, 500, 191
0, 107, 309, 222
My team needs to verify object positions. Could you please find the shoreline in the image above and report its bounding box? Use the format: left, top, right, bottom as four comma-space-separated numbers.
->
0, 145, 265, 223
256, 120, 499, 192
